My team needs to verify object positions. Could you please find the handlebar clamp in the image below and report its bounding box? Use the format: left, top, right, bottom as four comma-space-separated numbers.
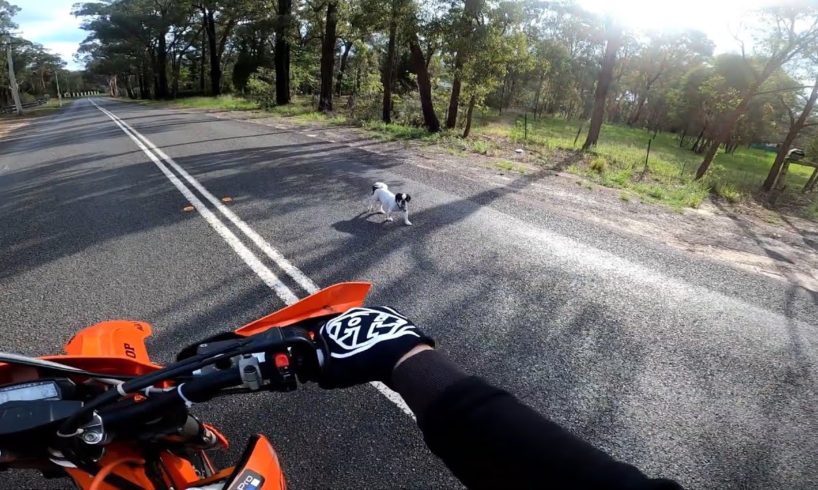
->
237, 354, 263, 391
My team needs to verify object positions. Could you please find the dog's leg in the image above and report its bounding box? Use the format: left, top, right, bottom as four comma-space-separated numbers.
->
403, 210, 412, 226
377, 204, 385, 215
385, 210, 394, 222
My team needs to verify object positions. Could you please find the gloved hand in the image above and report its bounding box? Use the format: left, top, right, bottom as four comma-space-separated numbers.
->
314, 306, 434, 389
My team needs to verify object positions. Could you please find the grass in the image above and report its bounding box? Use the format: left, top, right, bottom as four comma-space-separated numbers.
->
172, 95, 260, 111
474, 114, 815, 210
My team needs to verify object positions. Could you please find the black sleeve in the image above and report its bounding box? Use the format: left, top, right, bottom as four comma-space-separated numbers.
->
391, 350, 682, 490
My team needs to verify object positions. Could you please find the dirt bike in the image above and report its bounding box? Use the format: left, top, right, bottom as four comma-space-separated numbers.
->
0, 282, 372, 489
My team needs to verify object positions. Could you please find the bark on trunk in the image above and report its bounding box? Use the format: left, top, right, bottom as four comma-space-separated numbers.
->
318, 1, 338, 112
275, 0, 292, 104
199, 18, 206, 93
156, 33, 168, 98
335, 40, 352, 96
382, 7, 398, 123
462, 95, 476, 138
204, 9, 221, 96
763, 76, 818, 191
582, 25, 622, 151
409, 34, 440, 133
691, 127, 705, 152
627, 93, 647, 126
139, 63, 147, 98
445, 55, 463, 129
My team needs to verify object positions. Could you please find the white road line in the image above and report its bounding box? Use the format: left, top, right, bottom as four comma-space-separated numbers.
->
120, 125, 320, 295
90, 99, 299, 305
92, 99, 416, 419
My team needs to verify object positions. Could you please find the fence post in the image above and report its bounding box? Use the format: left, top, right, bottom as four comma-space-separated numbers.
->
524, 112, 528, 141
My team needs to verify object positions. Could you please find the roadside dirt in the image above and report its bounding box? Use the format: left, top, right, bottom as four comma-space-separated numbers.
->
195, 108, 818, 293
0, 118, 33, 139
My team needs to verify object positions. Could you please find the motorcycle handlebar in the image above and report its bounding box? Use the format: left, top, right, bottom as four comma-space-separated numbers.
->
97, 326, 324, 435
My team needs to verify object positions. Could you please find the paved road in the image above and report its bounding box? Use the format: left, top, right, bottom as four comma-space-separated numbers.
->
0, 98, 816, 489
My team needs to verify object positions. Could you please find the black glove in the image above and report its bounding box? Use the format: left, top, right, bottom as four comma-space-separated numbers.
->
315, 306, 434, 389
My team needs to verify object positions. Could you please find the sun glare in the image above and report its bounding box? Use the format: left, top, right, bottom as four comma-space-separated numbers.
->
577, 0, 777, 50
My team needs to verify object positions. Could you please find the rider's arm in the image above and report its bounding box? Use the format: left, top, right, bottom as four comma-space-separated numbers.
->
392, 348, 682, 490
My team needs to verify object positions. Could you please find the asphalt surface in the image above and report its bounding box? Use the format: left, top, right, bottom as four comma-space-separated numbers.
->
0, 98, 816, 489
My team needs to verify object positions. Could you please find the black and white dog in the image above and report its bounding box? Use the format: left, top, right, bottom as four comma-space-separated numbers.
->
367, 182, 412, 225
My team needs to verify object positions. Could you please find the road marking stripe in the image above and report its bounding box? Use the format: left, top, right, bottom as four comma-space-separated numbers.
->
119, 125, 320, 295
90, 100, 299, 305
92, 99, 416, 419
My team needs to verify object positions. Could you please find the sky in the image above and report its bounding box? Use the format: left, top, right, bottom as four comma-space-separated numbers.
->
15, 0, 86, 70
13, 0, 783, 72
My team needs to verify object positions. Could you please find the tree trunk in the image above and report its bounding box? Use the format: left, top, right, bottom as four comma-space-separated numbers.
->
582, 24, 622, 151
409, 34, 440, 132
335, 40, 352, 96
695, 96, 754, 179
694, 61, 784, 180
275, 0, 292, 105
763, 76, 818, 191
462, 95, 476, 138
532, 72, 545, 118
445, 55, 463, 129
204, 9, 221, 96
139, 63, 147, 98
199, 17, 206, 93
318, 1, 338, 112
125, 75, 135, 99
382, 6, 398, 123
156, 33, 168, 98
627, 93, 647, 126
691, 127, 705, 152
171, 54, 181, 98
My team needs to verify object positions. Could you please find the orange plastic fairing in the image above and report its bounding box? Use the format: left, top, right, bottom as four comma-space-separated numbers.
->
46, 320, 161, 376
0, 321, 162, 382
66, 444, 202, 490
64, 320, 153, 362
223, 435, 286, 490
235, 282, 371, 337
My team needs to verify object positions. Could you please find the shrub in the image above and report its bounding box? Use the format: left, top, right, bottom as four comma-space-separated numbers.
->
590, 155, 608, 173
712, 181, 742, 203
246, 69, 275, 109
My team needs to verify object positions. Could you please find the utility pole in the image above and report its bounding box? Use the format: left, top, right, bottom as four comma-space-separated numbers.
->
54, 68, 62, 107
6, 44, 23, 115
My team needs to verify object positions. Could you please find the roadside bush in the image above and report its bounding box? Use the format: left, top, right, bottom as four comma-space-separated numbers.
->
712, 181, 742, 203
590, 155, 608, 173
246, 69, 275, 109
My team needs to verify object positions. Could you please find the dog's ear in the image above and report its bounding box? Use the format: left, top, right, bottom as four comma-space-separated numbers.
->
395, 193, 404, 202
405, 194, 411, 202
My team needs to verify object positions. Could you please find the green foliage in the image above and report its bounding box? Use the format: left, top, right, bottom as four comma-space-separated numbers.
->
590, 156, 608, 173
246, 69, 276, 109
711, 181, 743, 203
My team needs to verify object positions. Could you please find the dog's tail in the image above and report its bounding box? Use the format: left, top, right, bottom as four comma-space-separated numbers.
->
372, 182, 388, 194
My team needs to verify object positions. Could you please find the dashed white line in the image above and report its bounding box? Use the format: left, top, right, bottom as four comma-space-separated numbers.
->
91, 99, 416, 419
